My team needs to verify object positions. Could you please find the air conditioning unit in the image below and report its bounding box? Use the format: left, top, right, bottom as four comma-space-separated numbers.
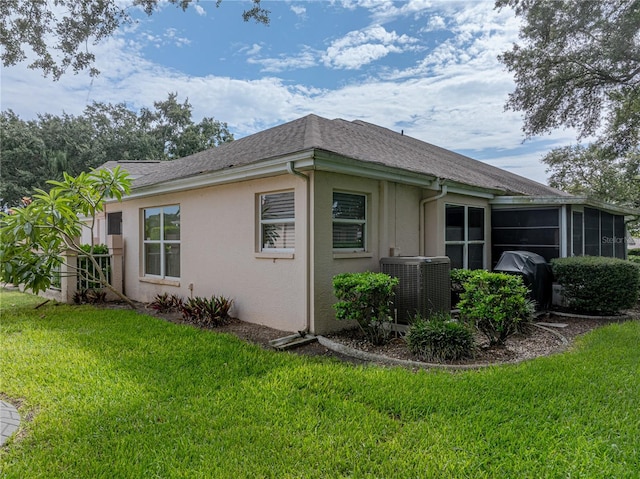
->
380, 256, 451, 324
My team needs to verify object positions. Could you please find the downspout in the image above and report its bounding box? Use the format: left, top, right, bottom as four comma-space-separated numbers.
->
419, 179, 448, 256
287, 161, 311, 334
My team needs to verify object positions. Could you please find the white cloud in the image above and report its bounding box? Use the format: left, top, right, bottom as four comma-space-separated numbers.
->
194, 4, 206, 16
247, 47, 319, 72
290, 5, 307, 17
423, 14, 446, 32
0, 2, 570, 185
323, 25, 419, 69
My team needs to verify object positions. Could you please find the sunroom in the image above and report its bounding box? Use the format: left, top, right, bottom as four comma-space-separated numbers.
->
490, 196, 633, 266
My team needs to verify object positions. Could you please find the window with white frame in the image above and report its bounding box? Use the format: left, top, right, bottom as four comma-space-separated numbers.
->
445, 204, 485, 269
260, 191, 295, 251
333, 192, 366, 250
143, 205, 180, 278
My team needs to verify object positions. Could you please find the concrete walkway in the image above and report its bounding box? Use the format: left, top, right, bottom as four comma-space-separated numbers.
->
0, 400, 20, 446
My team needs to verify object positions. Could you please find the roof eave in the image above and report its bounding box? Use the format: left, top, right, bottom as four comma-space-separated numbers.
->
491, 195, 640, 216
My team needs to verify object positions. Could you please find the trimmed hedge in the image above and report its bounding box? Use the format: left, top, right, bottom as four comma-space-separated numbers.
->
333, 272, 399, 345
551, 256, 640, 314
457, 270, 534, 345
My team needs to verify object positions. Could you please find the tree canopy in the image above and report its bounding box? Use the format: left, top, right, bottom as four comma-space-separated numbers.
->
0, 93, 233, 207
499, 0, 640, 234
497, 0, 640, 154
0, 167, 134, 305
542, 145, 640, 233
0, 0, 269, 79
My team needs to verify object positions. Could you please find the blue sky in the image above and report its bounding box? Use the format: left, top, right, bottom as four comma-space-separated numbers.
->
0, 0, 581, 184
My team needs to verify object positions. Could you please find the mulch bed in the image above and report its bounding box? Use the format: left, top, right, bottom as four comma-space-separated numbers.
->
136, 303, 639, 368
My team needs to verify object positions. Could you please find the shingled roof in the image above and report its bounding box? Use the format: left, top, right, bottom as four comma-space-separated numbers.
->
106, 114, 567, 197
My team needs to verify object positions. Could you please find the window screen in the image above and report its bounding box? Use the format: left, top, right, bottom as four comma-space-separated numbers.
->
333, 192, 366, 250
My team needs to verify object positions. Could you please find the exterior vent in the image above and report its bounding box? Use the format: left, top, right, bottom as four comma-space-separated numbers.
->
380, 256, 451, 324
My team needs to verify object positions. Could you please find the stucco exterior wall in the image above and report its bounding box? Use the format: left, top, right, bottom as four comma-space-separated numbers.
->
107, 174, 309, 333
105, 170, 493, 335
309, 172, 427, 334
423, 192, 491, 266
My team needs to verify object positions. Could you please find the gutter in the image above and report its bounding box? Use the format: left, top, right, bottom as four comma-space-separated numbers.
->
419, 179, 448, 256
286, 161, 312, 334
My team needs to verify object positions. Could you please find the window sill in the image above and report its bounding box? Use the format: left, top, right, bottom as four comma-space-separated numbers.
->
255, 252, 295, 260
139, 277, 181, 287
333, 251, 372, 259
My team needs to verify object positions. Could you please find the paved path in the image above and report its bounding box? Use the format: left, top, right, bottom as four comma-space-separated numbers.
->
0, 400, 20, 446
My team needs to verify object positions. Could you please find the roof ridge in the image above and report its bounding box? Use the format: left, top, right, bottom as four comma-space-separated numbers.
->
303, 114, 322, 148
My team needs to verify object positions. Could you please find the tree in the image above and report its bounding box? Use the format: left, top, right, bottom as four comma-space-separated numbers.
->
0, 167, 136, 307
146, 92, 233, 159
497, 0, 640, 155
0, 0, 270, 80
543, 144, 640, 234
1, 93, 233, 206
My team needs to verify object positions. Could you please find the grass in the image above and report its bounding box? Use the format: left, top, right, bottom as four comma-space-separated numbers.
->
1, 289, 639, 478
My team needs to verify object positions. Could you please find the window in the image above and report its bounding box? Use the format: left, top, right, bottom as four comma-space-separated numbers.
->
143, 205, 180, 278
445, 204, 485, 269
260, 191, 295, 251
333, 192, 366, 250
107, 212, 122, 235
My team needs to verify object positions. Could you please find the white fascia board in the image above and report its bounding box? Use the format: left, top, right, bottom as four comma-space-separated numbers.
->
491, 195, 640, 215
114, 151, 315, 202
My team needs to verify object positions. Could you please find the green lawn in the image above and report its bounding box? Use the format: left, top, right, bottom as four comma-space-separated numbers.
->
1, 289, 639, 478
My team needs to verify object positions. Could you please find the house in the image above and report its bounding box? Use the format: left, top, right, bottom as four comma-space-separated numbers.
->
94, 114, 637, 334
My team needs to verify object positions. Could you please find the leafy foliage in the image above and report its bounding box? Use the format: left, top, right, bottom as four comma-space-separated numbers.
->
148, 293, 184, 313
405, 312, 475, 362
542, 144, 640, 234
497, 0, 640, 154
73, 288, 107, 305
180, 295, 233, 327
0, 0, 270, 79
551, 256, 640, 314
450, 268, 477, 307
458, 270, 534, 345
79, 244, 109, 255
0, 167, 133, 306
332, 272, 399, 345
1, 95, 233, 207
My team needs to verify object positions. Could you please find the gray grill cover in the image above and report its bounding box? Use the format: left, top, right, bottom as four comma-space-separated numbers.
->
493, 251, 552, 310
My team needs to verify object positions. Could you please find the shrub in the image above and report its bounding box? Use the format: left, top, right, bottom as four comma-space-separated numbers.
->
405, 312, 475, 362
73, 288, 106, 304
180, 295, 233, 327
551, 256, 640, 314
450, 269, 476, 307
332, 272, 399, 345
458, 270, 534, 345
149, 293, 184, 313
79, 244, 109, 255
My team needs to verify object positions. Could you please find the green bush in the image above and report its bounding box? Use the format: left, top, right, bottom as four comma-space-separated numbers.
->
458, 270, 534, 345
332, 272, 399, 345
551, 256, 640, 314
628, 249, 640, 257
405, 312, 475, 362
79, 244, 109, 255
180, 295, 233, 327
450, 269, 476, 307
